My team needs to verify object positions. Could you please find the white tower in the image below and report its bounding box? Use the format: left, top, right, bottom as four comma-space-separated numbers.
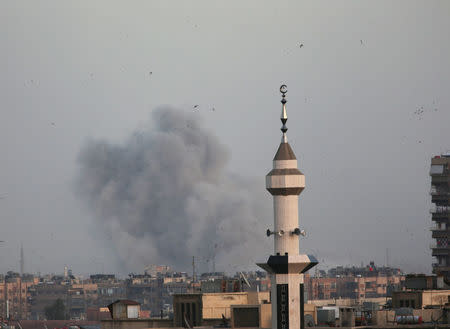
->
258, 85, 317, 329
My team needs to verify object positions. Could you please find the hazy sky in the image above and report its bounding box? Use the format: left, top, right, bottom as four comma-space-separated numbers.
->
1, 1, 449, 276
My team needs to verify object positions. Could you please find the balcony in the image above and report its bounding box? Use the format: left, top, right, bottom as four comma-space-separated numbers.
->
431, 176, 450, 184
430, 243, 449, 249
431, 194, 450, 203
432, 230, 450, 239
430, 225, 447, 231
430, 187, 450, 195
432, 212, 450, 221
432, 248, 449, 256
432, 263, 450, 273
430, 206, 450, 214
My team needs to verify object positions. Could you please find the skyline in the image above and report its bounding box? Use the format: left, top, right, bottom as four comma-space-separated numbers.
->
1, 1, 450, 275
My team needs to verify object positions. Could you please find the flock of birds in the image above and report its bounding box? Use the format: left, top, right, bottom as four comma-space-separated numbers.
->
30, 38, 441, 144
413, 104, 439, 119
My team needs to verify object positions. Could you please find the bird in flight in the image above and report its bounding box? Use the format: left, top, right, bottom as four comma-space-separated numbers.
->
299, 43, 304, 48
193, 105, 199, 109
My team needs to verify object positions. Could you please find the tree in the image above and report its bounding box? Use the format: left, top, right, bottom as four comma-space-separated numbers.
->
44, 298, 68, 320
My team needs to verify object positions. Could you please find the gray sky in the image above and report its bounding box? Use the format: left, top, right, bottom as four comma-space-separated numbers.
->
1, 1, 449, 275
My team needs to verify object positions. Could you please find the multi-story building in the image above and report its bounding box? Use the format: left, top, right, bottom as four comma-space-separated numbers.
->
0, 272, 38, 320
126, 274, 163, 316
304, 263, 404, 300
430, 154, 450, 282
28, 282, 69, 319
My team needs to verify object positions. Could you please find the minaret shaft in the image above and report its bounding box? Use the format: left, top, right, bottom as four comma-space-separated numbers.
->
273, 195, 300, 255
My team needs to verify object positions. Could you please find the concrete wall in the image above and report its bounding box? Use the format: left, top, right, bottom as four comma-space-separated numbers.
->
413, 309, 445, 323
308, 296, 387, 307
339, 308, 355, 327
101, 318, 174, 329
304, 303, 317, 324
374, 310, 396, 326
375, 309, 445, 326
260, 303, 271, 329
422, 290, 450, 307
247, 291, 270, 305
393, 290, 450, 308
392, 291, 422, 309
202, 293, 248, 319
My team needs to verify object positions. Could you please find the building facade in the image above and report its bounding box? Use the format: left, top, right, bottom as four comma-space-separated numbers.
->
430, 154, 450, 282
304, 266, 404, 301
0, 272, 38, 320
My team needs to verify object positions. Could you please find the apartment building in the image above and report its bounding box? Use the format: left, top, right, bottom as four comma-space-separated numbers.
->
430, 154, 450, 282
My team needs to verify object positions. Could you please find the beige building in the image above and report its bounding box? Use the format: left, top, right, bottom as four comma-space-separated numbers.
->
0, 273, 39, 319
172, 291, 317, 329
172, 291, 270, 327
108, 300, 141, 319
392, 289, 450, 309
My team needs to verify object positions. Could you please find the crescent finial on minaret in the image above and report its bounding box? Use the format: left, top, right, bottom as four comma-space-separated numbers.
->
280, 85, 288, 143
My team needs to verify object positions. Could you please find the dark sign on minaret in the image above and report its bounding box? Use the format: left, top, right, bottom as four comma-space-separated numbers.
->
258, 85, 318, 329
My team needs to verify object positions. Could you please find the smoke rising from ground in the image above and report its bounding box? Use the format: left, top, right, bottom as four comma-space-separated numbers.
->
76, 107, 271, 272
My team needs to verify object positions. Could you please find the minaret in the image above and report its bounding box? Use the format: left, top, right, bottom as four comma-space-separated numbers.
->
20, 243, 24, 276
258, 85, 317, 329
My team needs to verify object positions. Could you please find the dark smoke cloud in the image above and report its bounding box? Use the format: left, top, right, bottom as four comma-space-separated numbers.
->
76, 107, 271, 272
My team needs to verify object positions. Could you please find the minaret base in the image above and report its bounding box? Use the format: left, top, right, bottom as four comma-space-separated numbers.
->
257, 255, 318, 329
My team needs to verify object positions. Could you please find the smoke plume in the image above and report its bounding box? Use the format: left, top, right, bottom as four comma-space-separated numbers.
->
76, 107, 271, 272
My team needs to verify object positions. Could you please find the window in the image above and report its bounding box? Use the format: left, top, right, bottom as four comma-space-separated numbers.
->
405, 300, 410, 307
400, 300, 404, 307
411, 300, 415, 309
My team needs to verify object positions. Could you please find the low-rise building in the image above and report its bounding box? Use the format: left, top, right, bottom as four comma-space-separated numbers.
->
392, 289, 450, 309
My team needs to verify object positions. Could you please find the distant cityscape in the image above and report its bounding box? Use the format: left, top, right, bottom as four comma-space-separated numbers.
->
0, 262, 405, 321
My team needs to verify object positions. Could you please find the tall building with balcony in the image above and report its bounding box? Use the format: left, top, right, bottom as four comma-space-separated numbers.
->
430, 154, 450, 282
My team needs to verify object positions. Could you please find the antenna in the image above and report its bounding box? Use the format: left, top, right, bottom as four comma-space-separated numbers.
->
192, 256, 196, 283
